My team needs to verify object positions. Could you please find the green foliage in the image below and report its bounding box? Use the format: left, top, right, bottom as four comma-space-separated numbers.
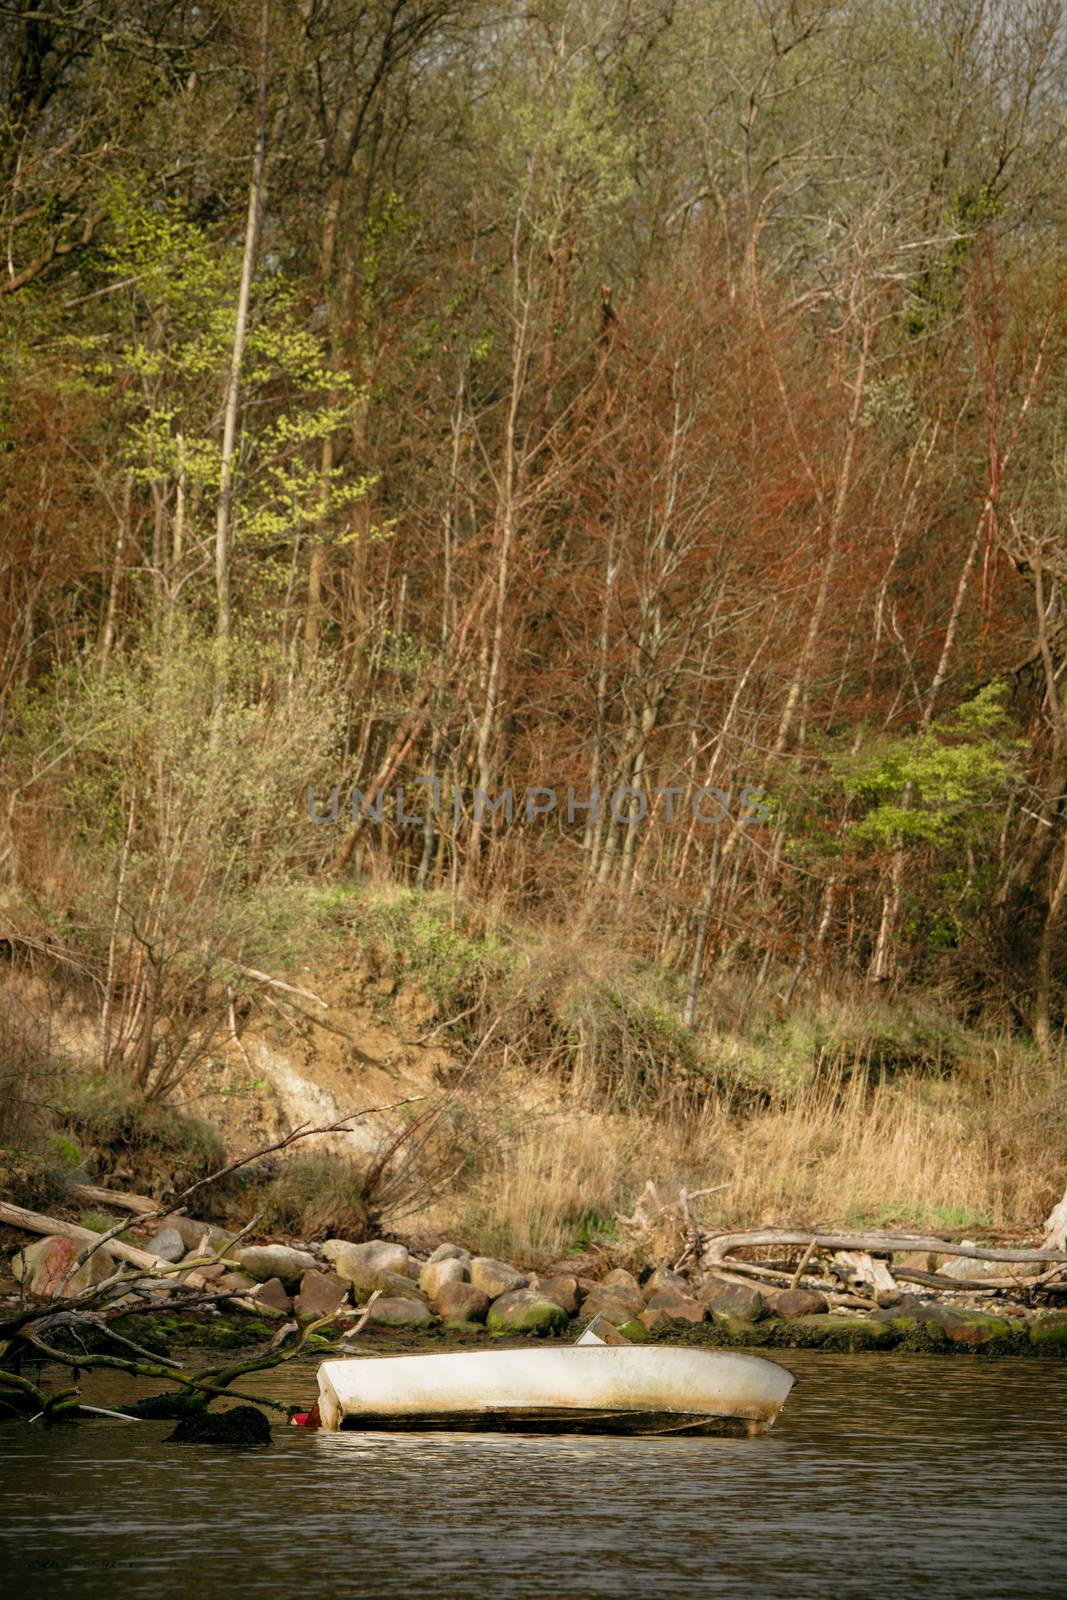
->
75, 186, 371, 609
48, 1133, 86, 1172
834, 685, 1019, 850
904, 183, 1003, 338
78, 1210, 135, 1242
4, 630, 350, 1095
354, 889, 511, 1018
561, 982, 714, 1112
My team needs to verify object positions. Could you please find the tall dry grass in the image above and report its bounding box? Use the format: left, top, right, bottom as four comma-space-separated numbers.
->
431, 1053, 1066, 1263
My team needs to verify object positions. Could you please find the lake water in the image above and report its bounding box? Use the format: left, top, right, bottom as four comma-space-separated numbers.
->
2, 1350, 1066, 1598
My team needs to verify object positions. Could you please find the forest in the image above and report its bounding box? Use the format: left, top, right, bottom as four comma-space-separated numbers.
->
4, 0, 1067, 1241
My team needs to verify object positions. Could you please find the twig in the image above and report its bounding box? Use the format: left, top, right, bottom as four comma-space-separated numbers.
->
167, 1096, 428, 1209
76, 1405, 143, 1422
234, 965, 330, 1008
790, 1237, 818, 1291
342, 1289, 382, 1338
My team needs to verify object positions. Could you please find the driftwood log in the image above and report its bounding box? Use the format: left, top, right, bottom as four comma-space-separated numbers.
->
702, 1229, 1067, 1269
831, 1251, 900, 1303
69, 1184, 157, 1216
0, 1200, 212, 1288
1045, 1184, 1067, 1252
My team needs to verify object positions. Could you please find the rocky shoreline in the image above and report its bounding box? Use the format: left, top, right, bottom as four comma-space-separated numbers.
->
7, 1213, 1067, 1365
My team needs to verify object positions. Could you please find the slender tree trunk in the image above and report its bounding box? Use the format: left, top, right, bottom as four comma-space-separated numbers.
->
685, 830, 722, 1028
215, 2, 269, 664
100, 474, 132, 673
464, 219, 530, 888
1035, 841, 1067, 1067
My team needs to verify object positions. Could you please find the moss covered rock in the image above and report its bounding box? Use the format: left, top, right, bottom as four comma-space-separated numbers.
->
699, 1277, 768, 1321
486, 1288, 569, 1334
1029, 1315, 1067, 1352
616, 1318, 650, 1342
783, 1314, 895, 1350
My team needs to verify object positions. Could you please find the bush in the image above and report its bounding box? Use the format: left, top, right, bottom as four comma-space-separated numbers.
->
257, 1153, 371, 1241
63, 1082, 225, 1197
0, 1147, 70, 1212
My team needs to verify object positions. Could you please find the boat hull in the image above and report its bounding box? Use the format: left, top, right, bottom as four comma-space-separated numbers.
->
316, 1346, 794, 1436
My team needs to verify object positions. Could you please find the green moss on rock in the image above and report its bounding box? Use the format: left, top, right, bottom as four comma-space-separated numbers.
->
780, 1314, 896, 1351
1029, 1316, 1067, 1352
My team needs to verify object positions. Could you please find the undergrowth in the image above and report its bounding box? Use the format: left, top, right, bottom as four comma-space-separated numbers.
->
61, 1081, 225, 1196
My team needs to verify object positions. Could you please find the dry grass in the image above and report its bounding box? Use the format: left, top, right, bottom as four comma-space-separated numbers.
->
693, 1069, 1035, 1233
255, 1153, 372, 1241
429, 1052, 1067, 1263
444, 1113, 656, 1265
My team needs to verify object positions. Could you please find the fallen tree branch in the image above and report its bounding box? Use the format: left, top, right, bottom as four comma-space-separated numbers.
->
710, 1261, 871, 1309
790, 1238, 818, 1290
69, 1184, 157, 1216
702, 1229, 1067, 1268
266, 995, 387, 1060
0, 1202, 210, 1288
233, 965, 330, 1008
22, 1336, 295, 1416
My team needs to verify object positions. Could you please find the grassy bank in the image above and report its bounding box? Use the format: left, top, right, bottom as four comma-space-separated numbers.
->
3, 881, 1062, 1264
297, 884, 1056, 1259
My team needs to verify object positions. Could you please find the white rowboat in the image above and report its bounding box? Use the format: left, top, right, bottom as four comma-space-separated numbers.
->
315, 1346, 795, 1435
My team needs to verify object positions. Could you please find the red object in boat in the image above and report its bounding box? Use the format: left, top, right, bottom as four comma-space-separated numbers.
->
290, 1402, 321, 1430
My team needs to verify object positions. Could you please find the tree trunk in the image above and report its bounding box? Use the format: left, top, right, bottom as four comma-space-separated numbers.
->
215, 2, 269, 663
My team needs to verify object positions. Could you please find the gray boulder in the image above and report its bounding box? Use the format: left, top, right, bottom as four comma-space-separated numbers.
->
469, 1257, 527, 1297
772, 1288, 828, 1319
601, 1267, 642, 1294
700, 1277, 768, 1321
215, 1270, 258, 1295
367, 1295, 437, 1329
533, 1273, 581, 1315
642, 1287, 707, 1325
427, 1242, 471, 1266
580, 1285, 643, 1322
323, 1236, 410, 1269
157, 1214, 236, 1254
146, 1227, 187, 1264
324, 1239, 412, 1292
234, 1244, 316, 1289
641, 1267, 690, 1301
432, 1280, 491, 1324
295, 1268, 350, 1320
250, 1277, 292, 1314
419, 1257, 468, 1298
